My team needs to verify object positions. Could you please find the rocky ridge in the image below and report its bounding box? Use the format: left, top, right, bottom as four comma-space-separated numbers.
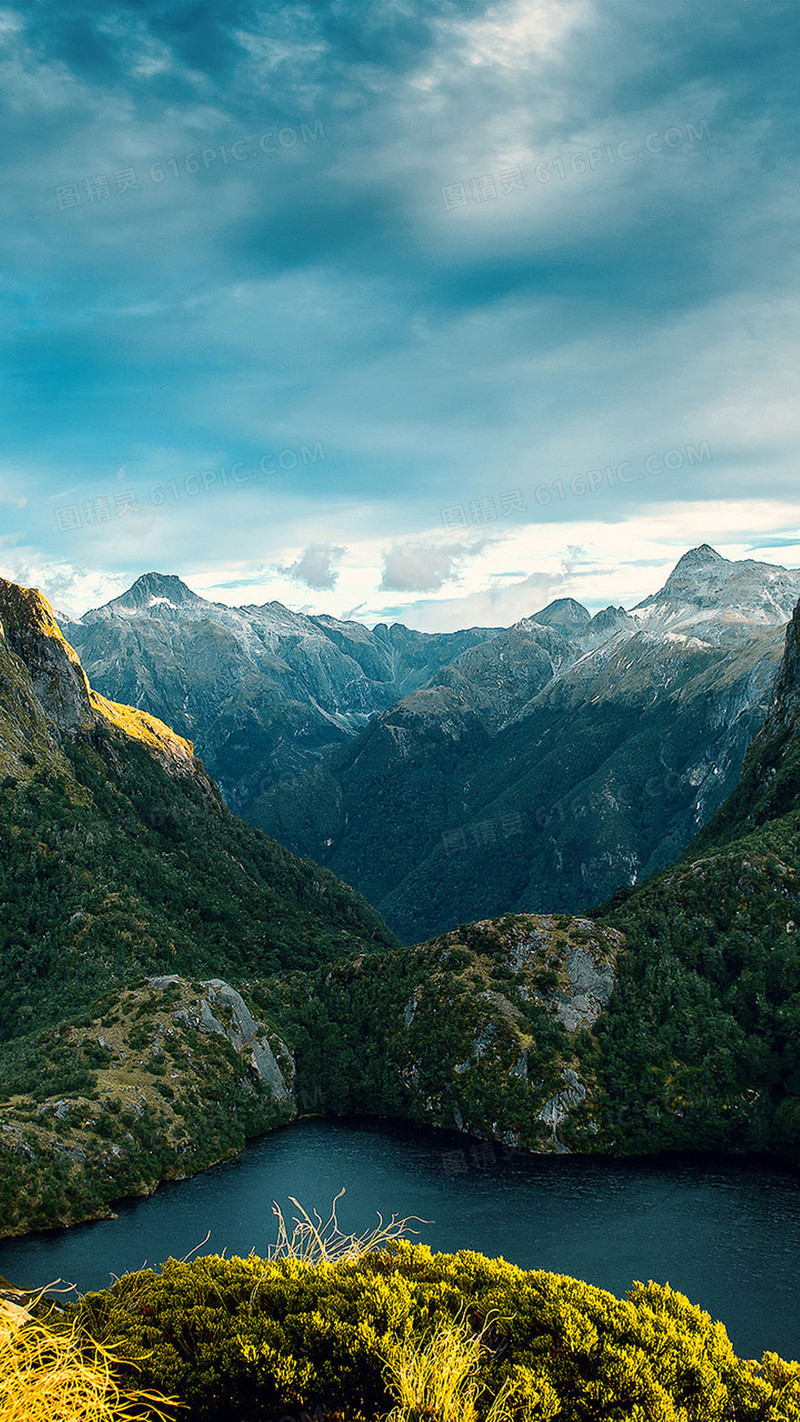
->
0, 577, 210, 788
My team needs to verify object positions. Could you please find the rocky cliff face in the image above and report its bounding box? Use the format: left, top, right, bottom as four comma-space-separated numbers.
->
169, 976, 294, 1102
0, 579, 93, 732
694, 597, 800, 849
0, 576, 211, 789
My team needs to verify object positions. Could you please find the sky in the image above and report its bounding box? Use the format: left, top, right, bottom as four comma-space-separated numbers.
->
1, 0, 799, 630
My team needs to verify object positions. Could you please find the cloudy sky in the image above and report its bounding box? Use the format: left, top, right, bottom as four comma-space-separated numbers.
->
1, 0, 798, 629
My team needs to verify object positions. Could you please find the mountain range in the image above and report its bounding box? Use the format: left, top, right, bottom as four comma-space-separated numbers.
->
61, 572, 497, 812
65, 545, 800, 940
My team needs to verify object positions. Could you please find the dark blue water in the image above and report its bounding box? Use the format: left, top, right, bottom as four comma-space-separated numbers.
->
1, 1118, 798, 1362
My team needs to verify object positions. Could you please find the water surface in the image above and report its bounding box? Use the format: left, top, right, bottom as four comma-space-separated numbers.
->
1, 1118, 798, 1361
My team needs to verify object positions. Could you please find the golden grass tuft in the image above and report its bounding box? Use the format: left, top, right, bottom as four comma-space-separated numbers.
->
0, 1297, 180, 1422
381, 1309, 518, 1422
265, 1187, 426, 1266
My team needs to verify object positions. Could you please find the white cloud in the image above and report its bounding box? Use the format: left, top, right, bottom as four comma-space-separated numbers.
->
446, 0, 593, 72
360, 497, 800, 631
0, 558, 128, 619
0, 475, 27, 510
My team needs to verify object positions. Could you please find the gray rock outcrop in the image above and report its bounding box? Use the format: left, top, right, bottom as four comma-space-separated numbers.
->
154, 975, 295, 1103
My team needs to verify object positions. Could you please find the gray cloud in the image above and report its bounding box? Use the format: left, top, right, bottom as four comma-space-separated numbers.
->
380, 539, 483, 592
281, 541, 346, 590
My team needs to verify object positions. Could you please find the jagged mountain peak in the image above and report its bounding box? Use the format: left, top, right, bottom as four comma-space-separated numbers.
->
637, 545, 727, 604
635, 546, 800, 627
588, 605, 632, 635
673, 543, 726, 571
531, 597, 591, 630
103, 571, 204, 614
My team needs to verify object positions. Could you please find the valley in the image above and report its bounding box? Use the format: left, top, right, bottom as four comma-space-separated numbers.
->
67, 546, 800, 939
3, 555, 800, 1245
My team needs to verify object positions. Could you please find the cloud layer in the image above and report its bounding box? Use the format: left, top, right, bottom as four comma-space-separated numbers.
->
1, 0, 798, 623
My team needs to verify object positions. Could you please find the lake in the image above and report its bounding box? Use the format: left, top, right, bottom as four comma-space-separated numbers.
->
1, 1117, 798, 1362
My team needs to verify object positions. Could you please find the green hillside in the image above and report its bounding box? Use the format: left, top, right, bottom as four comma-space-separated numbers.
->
0, 577, 398, 1042
0, 576, 396, 1235
588, 603, 800, 1158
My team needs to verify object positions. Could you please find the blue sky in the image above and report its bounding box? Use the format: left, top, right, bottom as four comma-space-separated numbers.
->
1, 0, 799, 628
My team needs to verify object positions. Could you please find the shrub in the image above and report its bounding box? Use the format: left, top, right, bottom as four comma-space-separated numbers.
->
381, 1308, 527, 1422
74, 1243, 800, 1422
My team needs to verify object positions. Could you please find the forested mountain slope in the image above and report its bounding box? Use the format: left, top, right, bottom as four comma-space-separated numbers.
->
0, 576, 397, 1040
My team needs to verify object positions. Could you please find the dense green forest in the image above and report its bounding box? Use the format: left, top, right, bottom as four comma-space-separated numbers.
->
588, 603, 800, 1157
0, 729, 397, 1040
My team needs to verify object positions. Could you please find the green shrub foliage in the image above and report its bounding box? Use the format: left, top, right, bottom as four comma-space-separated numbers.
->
76, 1245, 800, 1422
